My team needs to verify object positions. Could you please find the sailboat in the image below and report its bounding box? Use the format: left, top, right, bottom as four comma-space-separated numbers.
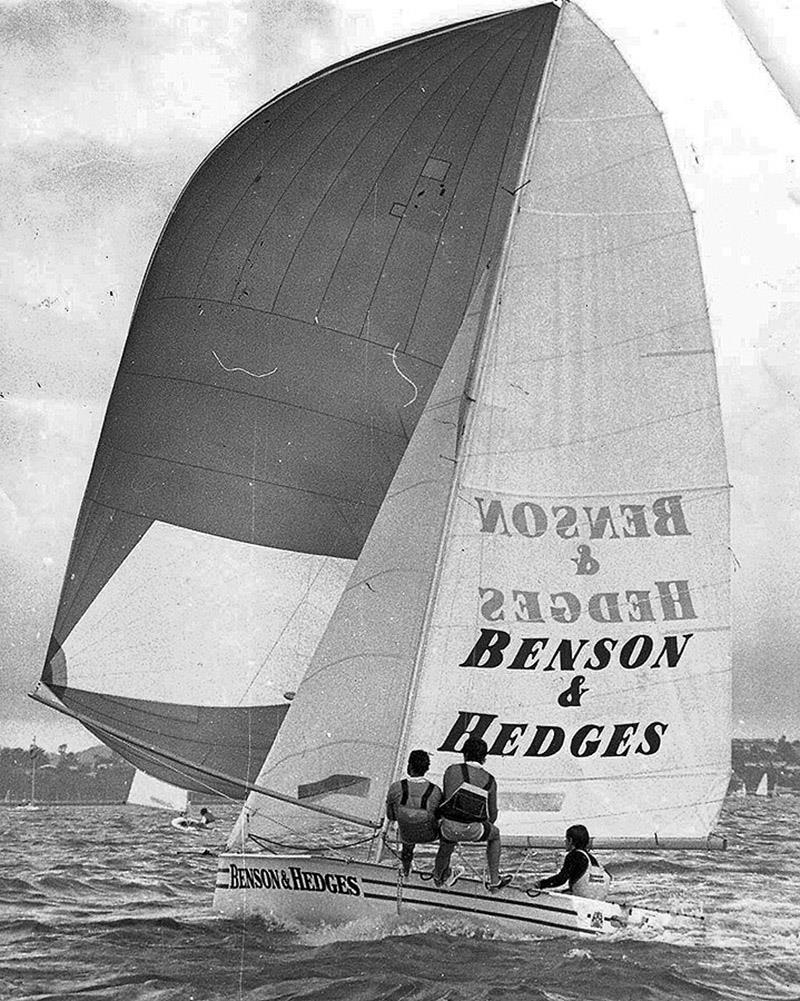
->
126, 769, 216, 833
127, 769, 188, 813
209, 2, 730, 936
727, 774, 747, 799
33, 0, 732, 937
17, 742, 43, 811
753, 772, 770, 797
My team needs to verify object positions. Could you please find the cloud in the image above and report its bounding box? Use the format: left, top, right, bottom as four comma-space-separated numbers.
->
1, 0, 342, 151
0, 396, 99, 552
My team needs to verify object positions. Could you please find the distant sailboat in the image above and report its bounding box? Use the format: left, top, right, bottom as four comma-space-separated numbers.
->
726, 772, 746, 798
753, 772, 770, 797
127, 769, 189, 813
34, 0, 732, 937
17, 741, 43, 811
126, 769, 213, 833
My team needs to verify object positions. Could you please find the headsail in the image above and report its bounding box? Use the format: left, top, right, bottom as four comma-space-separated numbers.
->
404, 3, 731, 840
37, 4, 558, 791
237, 2, 730, 850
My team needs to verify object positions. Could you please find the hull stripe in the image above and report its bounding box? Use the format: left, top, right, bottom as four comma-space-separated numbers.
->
360, 875, 579, 917
359, 890, 593, 933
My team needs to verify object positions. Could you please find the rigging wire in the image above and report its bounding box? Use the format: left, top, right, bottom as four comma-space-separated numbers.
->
246, 829, 380, 856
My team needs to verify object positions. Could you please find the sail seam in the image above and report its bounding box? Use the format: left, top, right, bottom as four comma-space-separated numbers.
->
460, 483, 731, 499
543, 112, 660, 122
269, 29, 499, 314
357, 23, 535, 349
167, 52, 364, 296
118, 367, 415, 440
464, 10, 559, 322
522, 207, 688, 217
403, 17, 550, 352
228, 43, 449, 304
314, 29, 498, 318
90, 445, 382, 509
142, 296, 445, 369
201, 12, 525, 302
531, 143, 674, 196
506, 225, 697, 270
467, 403, 722, 456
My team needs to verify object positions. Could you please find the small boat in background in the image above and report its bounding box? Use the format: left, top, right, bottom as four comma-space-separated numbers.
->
127, 769, 188, 813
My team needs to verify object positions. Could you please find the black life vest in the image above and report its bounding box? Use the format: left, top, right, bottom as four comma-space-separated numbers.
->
393, 779, 438, 841
439, 763, 492, 823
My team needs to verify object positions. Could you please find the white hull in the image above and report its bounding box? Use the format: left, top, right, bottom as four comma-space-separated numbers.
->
213, 853, 699, 939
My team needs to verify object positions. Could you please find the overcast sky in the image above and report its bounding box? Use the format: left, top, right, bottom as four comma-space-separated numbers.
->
1, 0, 798, 751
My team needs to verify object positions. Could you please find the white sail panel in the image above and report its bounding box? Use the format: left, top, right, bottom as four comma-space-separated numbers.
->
233, 278, 489, 846
61, 521, 352, 705
402, 4, 730, 840
127, 769, 188, 812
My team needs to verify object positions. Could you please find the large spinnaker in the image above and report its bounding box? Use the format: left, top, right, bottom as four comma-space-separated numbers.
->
37, 5, 559, 791
237, 2, 730, 850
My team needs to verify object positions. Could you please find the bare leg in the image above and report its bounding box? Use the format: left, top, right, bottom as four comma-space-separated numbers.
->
486, 826, 501, 884
400, 843, 414, 876
433, 840, 456, 880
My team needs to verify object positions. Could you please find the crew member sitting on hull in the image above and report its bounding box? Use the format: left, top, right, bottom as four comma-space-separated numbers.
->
534, 824, 611, 900
433, 737, 512, 892
385, 749, 442, 877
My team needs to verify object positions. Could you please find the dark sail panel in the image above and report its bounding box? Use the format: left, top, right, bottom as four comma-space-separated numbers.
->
51, 688, 286, 798
40, 4, 559, 791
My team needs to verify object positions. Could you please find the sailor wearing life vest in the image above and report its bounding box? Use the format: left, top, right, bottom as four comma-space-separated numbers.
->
534, 824, 612, 900
432, 737, 512, 892
385, 749, 442, 876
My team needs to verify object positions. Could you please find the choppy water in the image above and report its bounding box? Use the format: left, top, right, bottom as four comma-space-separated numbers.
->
1, 797, 799, 1001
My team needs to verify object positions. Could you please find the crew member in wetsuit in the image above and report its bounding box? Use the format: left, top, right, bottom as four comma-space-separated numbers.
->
432, 737, 512, 892
534, 824, 611, 900
385, 749, 442, 876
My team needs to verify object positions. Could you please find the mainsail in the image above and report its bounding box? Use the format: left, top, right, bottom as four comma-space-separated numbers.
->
35, 5, 559, 791
236, 2, 730, 850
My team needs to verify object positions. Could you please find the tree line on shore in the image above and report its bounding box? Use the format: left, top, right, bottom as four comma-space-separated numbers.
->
0, 743, 134, 804
1, 736, 798, 804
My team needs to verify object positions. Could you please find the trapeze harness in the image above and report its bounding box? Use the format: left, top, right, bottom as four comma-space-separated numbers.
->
393, 779, 438, 842
438, 763, 494, 841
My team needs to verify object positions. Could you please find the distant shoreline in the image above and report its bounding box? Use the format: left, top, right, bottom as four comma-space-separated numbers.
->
3, 736, 799, 804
